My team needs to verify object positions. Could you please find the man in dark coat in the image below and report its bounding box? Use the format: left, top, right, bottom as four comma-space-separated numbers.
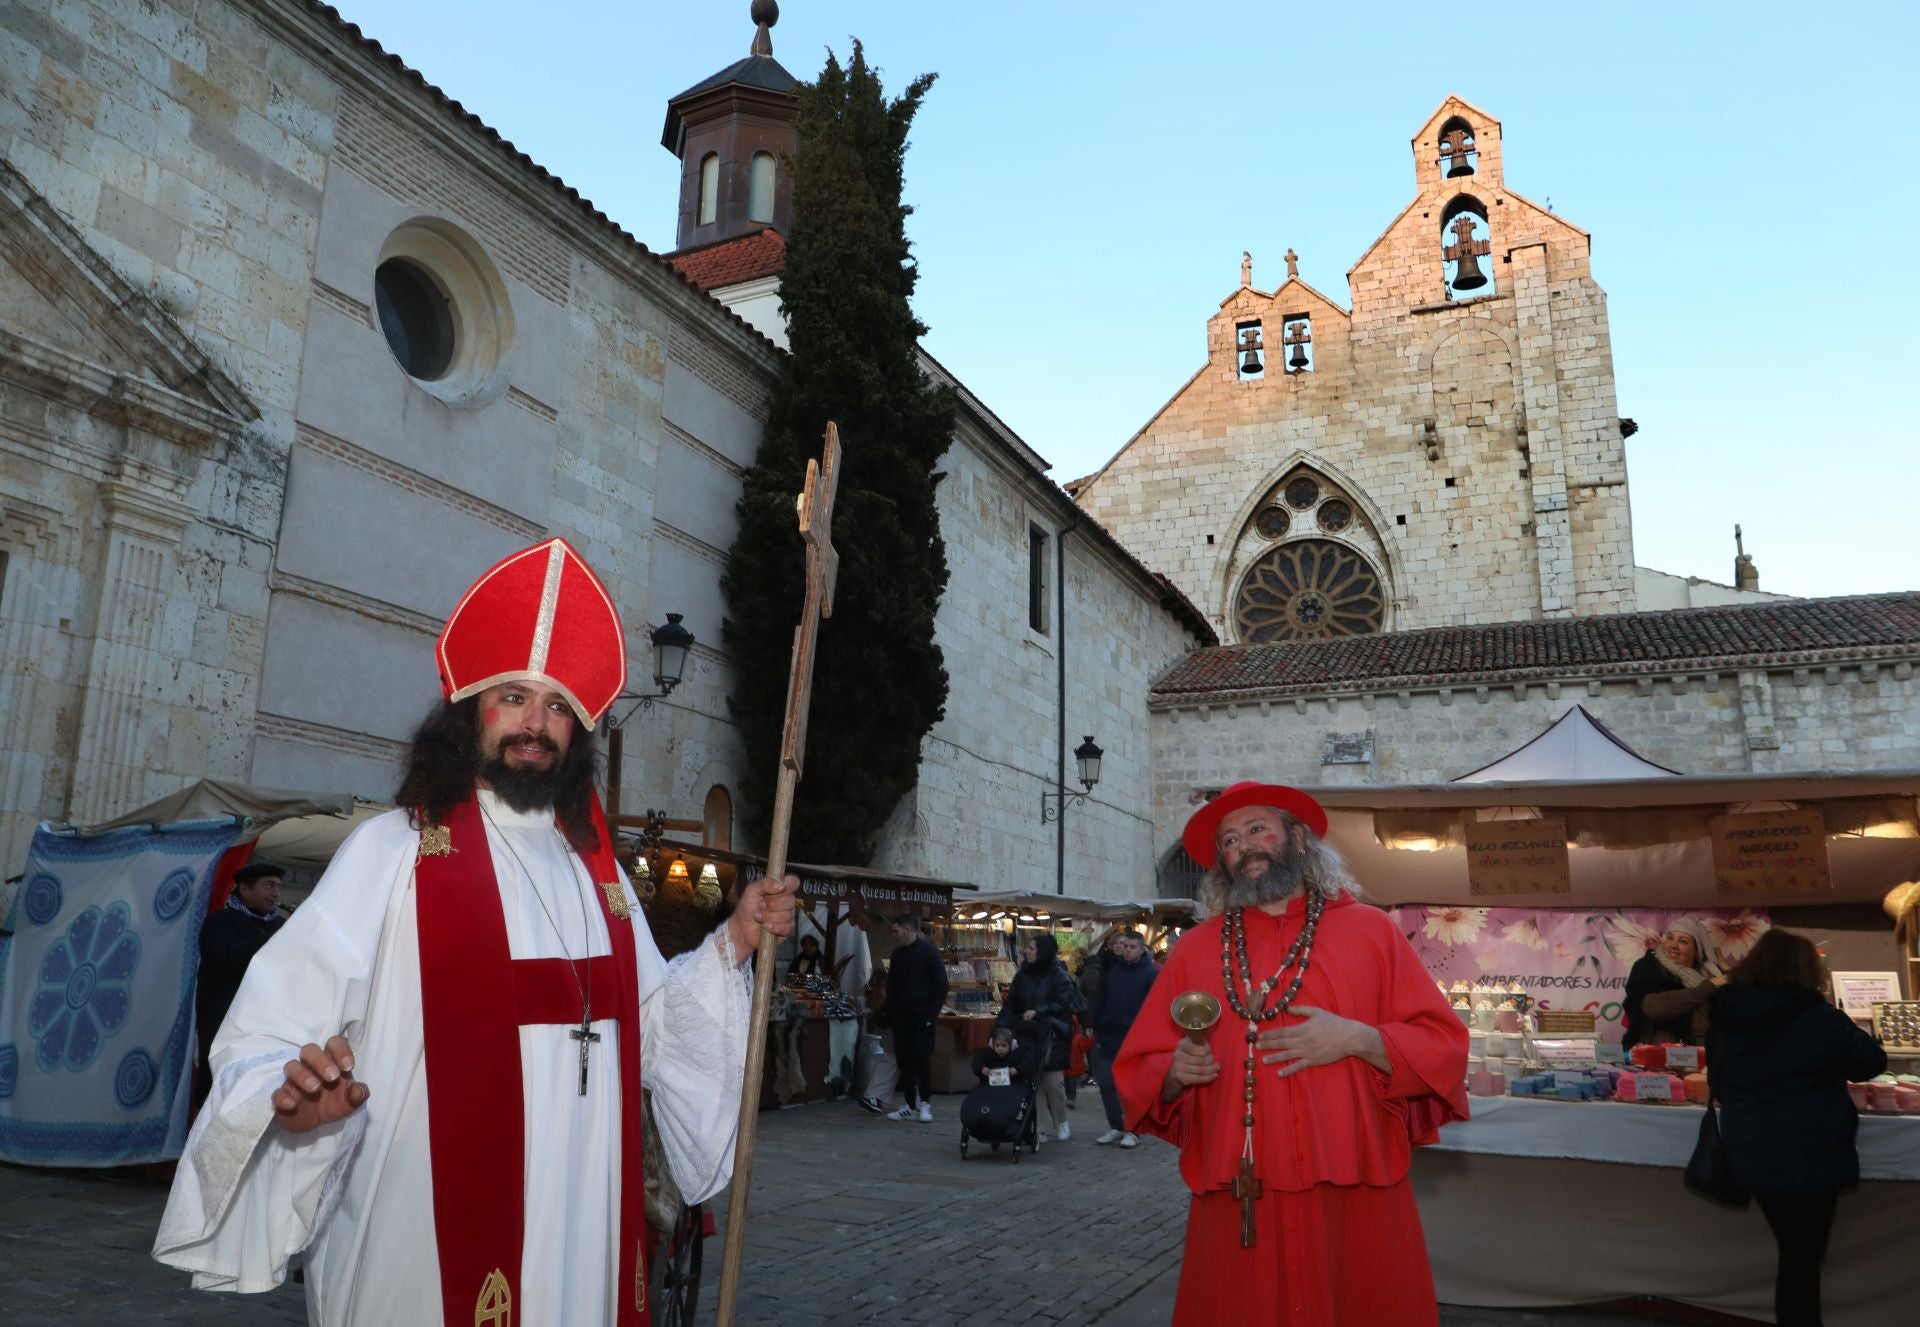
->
1088, 929, 1158, 1146
193, 860, 288, 1106
884, 914, 948, 1122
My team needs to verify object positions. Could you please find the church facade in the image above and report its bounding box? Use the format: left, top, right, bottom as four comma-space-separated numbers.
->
0, 0, 1204, 898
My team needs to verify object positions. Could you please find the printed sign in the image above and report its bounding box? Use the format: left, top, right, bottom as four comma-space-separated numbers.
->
1831, 972, 1902, 1019
1535, 1039, 1596, 1067
1634, 1074, 1674, 1102
1709, 807, 1831, 893
987, 1067, 1011, 1087
787, 874, 955, 918
1465, 818, 1571, 896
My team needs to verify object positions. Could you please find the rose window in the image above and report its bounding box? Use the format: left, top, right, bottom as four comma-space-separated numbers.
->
1254, 506, 1290, 538
1235, 540, 1387, 642
1284, 476, 1320, 509
1318, 499, 1353, 533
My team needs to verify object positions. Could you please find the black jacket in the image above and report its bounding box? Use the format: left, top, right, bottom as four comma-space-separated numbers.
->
195, 904, 285, 1063
1622, 953, 1714, 1050
1709, 988, 1887, 1193
884, 935, 948, 1023
997, 964, 1085, 1071
1090, 955, 1159, 1049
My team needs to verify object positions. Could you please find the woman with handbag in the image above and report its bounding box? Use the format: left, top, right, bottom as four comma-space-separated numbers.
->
997, 934, 1085, 1142
1709, 928, 1886, 1326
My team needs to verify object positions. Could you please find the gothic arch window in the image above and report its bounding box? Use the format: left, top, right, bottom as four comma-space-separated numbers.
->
1441, 196, 1494, 300
748, 152, 776, 224
1232, 466, 1393, 642
697, 153, 720, 226
1437, 116, 1477, 178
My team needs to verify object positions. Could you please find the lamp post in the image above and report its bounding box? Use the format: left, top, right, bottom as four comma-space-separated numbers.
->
1039, 736, 1103, 823
604, 614, 695, 822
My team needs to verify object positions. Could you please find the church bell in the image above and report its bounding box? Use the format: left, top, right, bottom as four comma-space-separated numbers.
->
1450, 251, 1488, 291
1288, 344, 1309, 371
1240, 346, 1264, 375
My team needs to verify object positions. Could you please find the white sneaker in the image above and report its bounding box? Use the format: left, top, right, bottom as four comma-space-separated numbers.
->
1056, 1122, 1070, 1141
1095, 1129, 1123, 1145
1119, 1132, 1139, 1148
917, 1102, 933, 1123
886, 1106, 916, 1121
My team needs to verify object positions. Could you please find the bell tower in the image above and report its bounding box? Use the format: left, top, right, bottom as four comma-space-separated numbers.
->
662, 1, 800, 251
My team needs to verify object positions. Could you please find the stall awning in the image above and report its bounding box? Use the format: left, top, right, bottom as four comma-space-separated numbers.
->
1299, 767, 1920, 910
961, 891, 1200, 923
647, 838, 973, 918
54, 778, 379, 873
1454, 705, 1681, 782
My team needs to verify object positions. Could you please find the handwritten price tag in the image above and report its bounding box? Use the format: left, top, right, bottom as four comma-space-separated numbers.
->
1634, 1074, 1673, 1102
1664, 1046, 1700, 1070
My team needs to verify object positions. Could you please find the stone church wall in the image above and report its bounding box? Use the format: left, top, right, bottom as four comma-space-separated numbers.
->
1077, 99, 1636, 644
873, 411, 1205, 899
1147, 662, 1920, 854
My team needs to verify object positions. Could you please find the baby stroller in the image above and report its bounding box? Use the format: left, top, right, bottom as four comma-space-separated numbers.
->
958, 1030, 1043, 1162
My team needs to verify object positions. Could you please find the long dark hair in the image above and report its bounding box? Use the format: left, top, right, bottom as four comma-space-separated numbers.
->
1725, 928, 1823, 994
394, 696, 602, 853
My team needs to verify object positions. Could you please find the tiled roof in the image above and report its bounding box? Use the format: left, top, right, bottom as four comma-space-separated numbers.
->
1152, 593, 1920, 699
668, 228, 788, 292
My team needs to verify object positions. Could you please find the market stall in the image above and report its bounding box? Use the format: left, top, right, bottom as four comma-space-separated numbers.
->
1285, 713, 1920, 1321
646, 839, 974, 1106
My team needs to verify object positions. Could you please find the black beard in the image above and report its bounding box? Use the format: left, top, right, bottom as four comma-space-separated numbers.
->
1226, 851, 1307, 908
480, 744, 567, 813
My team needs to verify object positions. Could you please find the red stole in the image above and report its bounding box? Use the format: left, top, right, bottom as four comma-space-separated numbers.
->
414, 794, 650, 1327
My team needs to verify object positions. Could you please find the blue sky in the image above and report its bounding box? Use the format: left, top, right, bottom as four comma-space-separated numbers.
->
332, 1, 1917, 598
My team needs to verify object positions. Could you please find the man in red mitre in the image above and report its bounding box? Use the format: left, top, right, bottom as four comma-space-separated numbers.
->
1113, 782, 1467, 1325
156, 538, 795, 1327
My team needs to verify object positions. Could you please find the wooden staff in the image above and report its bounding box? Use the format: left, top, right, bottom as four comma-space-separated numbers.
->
714, 422, 842, 1326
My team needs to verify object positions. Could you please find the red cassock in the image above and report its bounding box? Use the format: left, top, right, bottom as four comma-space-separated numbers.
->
1113, 894, 1469, 1326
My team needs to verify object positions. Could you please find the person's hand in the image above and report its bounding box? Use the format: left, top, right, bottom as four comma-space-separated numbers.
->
1161, 1037, 1220, 1101
1257, 1006, 1388, 1077
1710, 973, 1729, 988
727, 873, 798, 962
272, 1036, 370, 1133
1022, 1009, 1038, 1022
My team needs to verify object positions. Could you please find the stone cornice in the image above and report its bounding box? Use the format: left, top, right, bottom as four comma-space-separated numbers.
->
1148, 647, 1920, 712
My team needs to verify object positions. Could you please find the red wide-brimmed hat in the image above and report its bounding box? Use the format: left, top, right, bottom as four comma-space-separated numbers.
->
1181, 781, 1329, 869
436, 538, 626, 727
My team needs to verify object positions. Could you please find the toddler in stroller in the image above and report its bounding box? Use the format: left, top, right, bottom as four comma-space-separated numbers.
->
960, 1026, 1040, 1161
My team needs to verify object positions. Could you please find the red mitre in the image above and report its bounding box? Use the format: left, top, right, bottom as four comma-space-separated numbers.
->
1181, 781, 1330, 869
436, 538, 627, 727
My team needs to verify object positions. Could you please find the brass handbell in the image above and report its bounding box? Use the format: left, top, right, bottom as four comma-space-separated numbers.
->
1171, 991, 1221, 1045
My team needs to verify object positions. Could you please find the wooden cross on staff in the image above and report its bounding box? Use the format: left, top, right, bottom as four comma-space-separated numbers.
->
714, 421, 841, 1327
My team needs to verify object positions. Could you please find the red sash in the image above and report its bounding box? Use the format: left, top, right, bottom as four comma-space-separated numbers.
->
414, 793, 650, 1327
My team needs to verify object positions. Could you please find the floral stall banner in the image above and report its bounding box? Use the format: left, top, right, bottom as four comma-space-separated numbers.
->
1384, 903, 1770, 1041
0, 818, 240, 1165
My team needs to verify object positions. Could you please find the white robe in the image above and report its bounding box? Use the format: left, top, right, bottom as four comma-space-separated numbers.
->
153, 793, 751, 1326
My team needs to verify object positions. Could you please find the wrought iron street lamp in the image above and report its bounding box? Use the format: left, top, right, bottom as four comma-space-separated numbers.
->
1040, 735, 1103, 823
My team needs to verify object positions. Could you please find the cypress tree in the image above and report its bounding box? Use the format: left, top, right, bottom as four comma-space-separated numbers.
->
721, 42, 954, 866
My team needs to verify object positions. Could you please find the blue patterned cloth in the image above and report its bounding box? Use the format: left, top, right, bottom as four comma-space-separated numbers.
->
0, 818, 240, 1165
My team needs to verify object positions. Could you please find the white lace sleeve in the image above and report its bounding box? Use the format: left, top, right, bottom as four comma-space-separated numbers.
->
641, 927, 755, 1205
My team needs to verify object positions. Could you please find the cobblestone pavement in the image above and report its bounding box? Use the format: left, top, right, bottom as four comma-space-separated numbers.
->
0, 1090, 1701, 1326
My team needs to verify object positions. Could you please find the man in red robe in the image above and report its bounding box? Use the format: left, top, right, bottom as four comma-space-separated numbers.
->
1113, 782, 1468, 1325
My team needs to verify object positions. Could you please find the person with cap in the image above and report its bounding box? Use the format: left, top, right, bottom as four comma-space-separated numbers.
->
155, 538, 797, 1327
1111, 782, 1468, 1326
1622, 916, 1725, 1051
191, 860, 287, 1108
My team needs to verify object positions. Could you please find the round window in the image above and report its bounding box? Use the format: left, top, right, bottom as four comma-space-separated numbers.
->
1254, 507, 1290, 539
1234, 539, 1387, 643
1318, 499, 1353, 533
373, 218, 515, 406
375, 258, 456, 381
1284, 476, 1320, 509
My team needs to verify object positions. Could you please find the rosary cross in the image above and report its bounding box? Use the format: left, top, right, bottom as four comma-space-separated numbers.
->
1233, 1156, 1263, 1248
571, 1016, 600, 1096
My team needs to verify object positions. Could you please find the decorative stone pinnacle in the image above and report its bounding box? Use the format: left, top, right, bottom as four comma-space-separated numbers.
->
751, 0, 779, 56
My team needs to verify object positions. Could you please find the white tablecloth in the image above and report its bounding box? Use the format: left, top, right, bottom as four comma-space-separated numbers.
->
1428, 1093, 1920, 1181
1414, 1097, 1919, 1325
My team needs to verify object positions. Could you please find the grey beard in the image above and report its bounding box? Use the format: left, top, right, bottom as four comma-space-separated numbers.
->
1226, 852, 1307, 908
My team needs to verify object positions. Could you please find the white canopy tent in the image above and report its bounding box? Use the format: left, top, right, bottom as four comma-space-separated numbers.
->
1454, 704, 1680, 783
